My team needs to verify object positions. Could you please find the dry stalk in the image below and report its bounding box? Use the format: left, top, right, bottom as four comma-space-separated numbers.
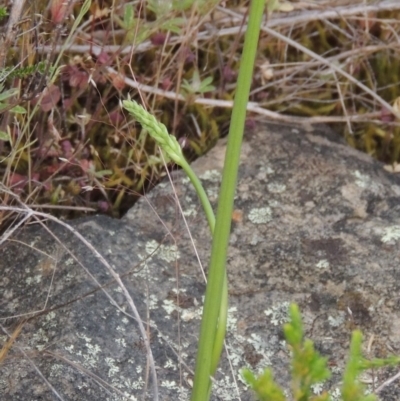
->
0, 0, 26, 68
0, 203, 159, 400
35, 1, 400, 57
1, 324, 65, 401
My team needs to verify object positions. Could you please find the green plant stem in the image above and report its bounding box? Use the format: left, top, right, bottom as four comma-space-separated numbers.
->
180, 158, 228, 378
180, 159, 215, 231
190, 1, 265, 400
122, 98, 228, 384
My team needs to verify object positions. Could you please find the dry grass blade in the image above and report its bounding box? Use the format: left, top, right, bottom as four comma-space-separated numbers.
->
0, 323, 66, 401
0, 320, 25, 364
1, 0, 400, 222
0, 204, 159, 400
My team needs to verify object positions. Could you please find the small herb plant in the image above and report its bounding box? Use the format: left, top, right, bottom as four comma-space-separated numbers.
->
242, 304, 400, 401
181, 69, 216, 96
124, 0, 400, 400
124, 0, 265, 398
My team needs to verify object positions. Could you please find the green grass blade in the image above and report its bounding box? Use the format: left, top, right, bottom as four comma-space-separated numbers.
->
190, 1, 266, 400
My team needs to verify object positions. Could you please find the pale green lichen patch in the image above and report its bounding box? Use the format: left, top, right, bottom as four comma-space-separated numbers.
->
160, 380, 190, 400
225, 341, 244, 367
162, 299, 178, 317
45, 311, 57, 328
62, 326, 147, 400
213, 375, 241, 400
25, 275, 42, 285
145, 294, 159, 310
256, 165, 274, 181
196, 169, 222, 201
311, 382, 324, 395
162, 294, 203, 322
199, 169, 221, 182
164, 358, 177, 369
65, 257, 74, 266
161, 380, 177, 388
145, 239, 180, 262
105, 357, 119, 377
328, 313, 345, 328
268, 199, 280, 208
206, 186, 219, 201
381, 225, 400, 243
115, 338, 127, 347
68, 333, 102, 368
247, 333, 273, 364
249, 233, 264, 245
49, 364, 65, 378
330, 387, 342, 401
31, 328, 49, 351
181, 176, 191, 185
353, 170, 370, 188
248, 207, 272, 224
264, 301, 290, 326
316, 259, 329, 269
267, 182, 286, 193
182, 198, 198, 217
181, 307, 202, 321
227, 306, 238, 331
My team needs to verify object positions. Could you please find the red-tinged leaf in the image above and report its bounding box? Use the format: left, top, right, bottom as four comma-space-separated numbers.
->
9, 173, 27, 189
111, 73, 126, 91
380, 106, 394, 123
245, 118, 257, 130
96, 51, 110, 65
40, 164, 64, 179
8, 173, 39, 192
31, 84, 61, 112
36, 138, 62, 158
109, 110, 123, 125
182, 47, 195, 64
80, 159, 93, 173
32, 173, 40, 182
97, 200, 110, 213
151, 32, 168, 46
70, 69, 88, 88
161, 77, 173, 91
50, 0, 72, 25
62, 97, 73, 110
185, 52, 196, 64
61, 140, 74, 158
222, 65, 236, 82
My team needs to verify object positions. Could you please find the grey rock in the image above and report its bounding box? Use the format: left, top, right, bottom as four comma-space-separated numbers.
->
1, 122, 400, 401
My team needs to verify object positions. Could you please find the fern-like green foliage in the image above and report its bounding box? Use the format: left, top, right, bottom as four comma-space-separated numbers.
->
242, 304, 400, 401
0, 6, 7, 19
0, 61, 47, 83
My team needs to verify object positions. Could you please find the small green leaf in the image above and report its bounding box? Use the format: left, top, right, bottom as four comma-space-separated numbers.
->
0, 88, 18, 102
181, 71, 215, 95
123, 4, 135, 29
241, 368, 286, 401
94, 169, 113, 178
160, 17, 184, 34
172, 0, 195, 11
0, 130, 10, 141
0, 6, 8, 19
10, 105, 26, 114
